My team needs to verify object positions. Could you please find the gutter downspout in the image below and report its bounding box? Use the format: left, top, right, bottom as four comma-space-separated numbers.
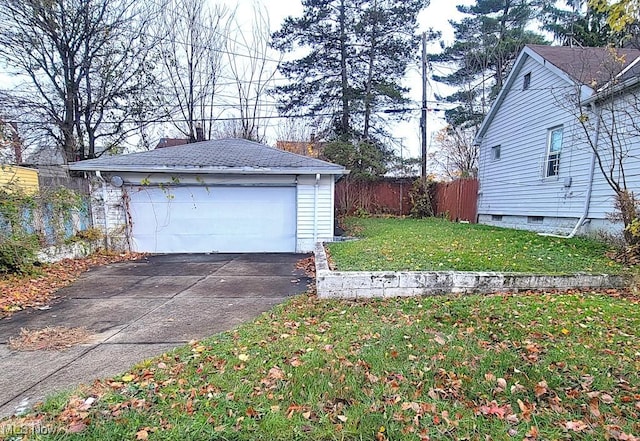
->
539, 104, 600, 239
313, 173, 320, 243
95, 171, 110, 249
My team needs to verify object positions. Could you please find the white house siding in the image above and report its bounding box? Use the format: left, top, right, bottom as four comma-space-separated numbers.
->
477, 55, 596, 233
296, 175, 335, 253
584, 94, 640, 225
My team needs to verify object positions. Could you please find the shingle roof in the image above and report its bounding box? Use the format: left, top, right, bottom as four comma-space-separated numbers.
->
69, 138, 347, 175
527, 44, 640, 87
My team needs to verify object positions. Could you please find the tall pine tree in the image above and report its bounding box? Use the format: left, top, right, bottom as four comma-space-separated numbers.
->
541, 0, 617, 47
432, 0, 547, 129
272, 0, 429, 144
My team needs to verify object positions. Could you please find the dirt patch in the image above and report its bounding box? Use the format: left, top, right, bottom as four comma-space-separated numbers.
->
9, 327, 92, 351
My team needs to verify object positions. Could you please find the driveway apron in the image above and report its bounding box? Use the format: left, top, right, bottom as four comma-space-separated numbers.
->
0, 253, 311, 418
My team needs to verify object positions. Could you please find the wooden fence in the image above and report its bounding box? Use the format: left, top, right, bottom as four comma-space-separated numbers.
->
335, 178, 414, 216
335, 177, 478, 222
433, 178, 478, 222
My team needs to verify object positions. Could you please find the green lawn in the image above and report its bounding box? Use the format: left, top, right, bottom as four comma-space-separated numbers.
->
7, 293, 640, 440
327, 217, 626, 274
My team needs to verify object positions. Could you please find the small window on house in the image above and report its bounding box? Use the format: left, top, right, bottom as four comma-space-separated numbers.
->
523, 72, 531, 90
545, 126, 563, 177
491, 145, 501, 160
528, 216, 544, 224
491, 215, 503, 221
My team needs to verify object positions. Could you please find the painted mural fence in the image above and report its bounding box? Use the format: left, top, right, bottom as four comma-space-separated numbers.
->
335, 177, 478, 222
0, 185, 92, 247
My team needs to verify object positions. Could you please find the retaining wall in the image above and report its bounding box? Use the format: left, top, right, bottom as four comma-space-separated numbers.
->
315, 243, 629, 299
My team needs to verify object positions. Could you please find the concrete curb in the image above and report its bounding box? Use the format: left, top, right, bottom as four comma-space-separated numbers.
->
314, 242, 629, 299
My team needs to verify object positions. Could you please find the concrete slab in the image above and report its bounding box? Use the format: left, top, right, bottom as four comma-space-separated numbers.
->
179, 275, 312, 298
98, 262, 225, 277
105, 297, 288, 344
147, 254, 243, 263
110, 276, 204, 298
0, 343, 178, 418
0, 298, 161, 342
64, 275, 151, 299
235, 253, 309, 264
217, 261, 306, 277
0, 346, 91, 408
0, 252, 310, 418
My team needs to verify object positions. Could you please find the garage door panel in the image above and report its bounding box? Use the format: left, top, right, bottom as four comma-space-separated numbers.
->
127, 186, 296, 253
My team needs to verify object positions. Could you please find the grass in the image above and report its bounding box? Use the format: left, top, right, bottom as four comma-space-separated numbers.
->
6, 292, 639, 440
327, 217, 627, 274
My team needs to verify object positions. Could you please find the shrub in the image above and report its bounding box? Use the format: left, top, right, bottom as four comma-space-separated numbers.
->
409, 178, 435, 218
0, 233, 40, 275
67, 227, 103, 243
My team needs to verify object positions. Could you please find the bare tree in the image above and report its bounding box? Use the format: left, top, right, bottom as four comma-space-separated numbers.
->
569, 48, 640, 250
0, 0, 162, 162
156, 0, 229, 142
225, 4, 281, 142
429, 125, 478, 180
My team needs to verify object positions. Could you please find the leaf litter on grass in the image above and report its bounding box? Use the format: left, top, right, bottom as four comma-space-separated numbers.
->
7, 291, 640, 440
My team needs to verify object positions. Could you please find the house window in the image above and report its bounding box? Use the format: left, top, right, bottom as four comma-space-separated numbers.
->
491, 145, 501, 160
523, 72, 531, 90
545, 126, 563, 177
528, 216, 544, 224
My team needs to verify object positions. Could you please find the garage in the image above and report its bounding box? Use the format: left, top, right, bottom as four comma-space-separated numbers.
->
127, 185, 296, 253
69, 138, 348, 253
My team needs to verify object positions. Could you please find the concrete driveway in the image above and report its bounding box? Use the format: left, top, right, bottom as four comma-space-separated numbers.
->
0, 253, 311, 418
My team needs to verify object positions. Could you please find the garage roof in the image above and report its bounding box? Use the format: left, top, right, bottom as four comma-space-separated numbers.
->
69, 138, 348, 175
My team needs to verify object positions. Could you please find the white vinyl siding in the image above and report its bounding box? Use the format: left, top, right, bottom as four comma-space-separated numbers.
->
477, 55, 592, 220
585, 95, 640, 220
296, 175, 335, 252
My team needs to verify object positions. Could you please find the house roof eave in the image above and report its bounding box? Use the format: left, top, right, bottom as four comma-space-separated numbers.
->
67, 164, 349, 176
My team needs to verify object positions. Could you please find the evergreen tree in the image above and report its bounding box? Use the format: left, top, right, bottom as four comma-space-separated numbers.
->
272, 0, 430, 178
432, 0, 547, 128
541, 0, 617, 47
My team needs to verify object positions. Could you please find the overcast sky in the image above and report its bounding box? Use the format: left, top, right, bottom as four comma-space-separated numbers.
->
220, 0, 474, 160
2, 0, 473, 162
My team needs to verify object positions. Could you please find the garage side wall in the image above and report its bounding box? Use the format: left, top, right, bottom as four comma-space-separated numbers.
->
89, 177, 128, 251
297, 175, 334, 253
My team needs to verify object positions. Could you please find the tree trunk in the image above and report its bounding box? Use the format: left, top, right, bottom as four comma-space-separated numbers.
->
339, 0, 350, 138
616, 190, 640, 246
363, 0, 378, 141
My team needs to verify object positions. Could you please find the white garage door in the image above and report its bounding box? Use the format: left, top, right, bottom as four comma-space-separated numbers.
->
127, 186, 296, 253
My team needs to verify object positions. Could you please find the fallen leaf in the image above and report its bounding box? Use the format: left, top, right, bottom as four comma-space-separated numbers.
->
136, 429, 149, 440
67, 422, 87, 433
433, 333, 446, 345
534, 380, 548, 398
238, 354, 249, 362
589, 398, 601, 418
564, 420, 588, 432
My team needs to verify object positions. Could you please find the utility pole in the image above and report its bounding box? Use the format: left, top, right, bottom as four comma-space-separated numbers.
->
421, 32, 428, 178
